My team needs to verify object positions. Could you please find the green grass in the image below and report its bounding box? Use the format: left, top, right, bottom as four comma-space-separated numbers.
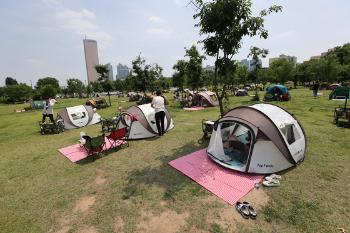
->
0, 89, 349, 233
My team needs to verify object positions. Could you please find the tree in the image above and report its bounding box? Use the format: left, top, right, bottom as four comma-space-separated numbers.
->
36, 77, 60, 91
95, 64, 111, 106
248, 46, 268, 100
318, 55, 341, 83
172, 59, 188, 97
5, 77, 18, 86
91, 81, 103, 93
185, 45, 205, 90
202, 69, 215, 89
114, 79, 125, 92
86, 84, 93, 97
39, 85, 57, 99
156, 77, 170, 91
257, 68, 270, 85
67, 78, 85, 98
4, 83, 32, 103
192, 0, 282, 116
235, 65, 249, 85
131, 55, 163, 92
269, 58, 295, 84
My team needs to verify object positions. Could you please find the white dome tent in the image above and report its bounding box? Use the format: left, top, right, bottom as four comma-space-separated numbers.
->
57, 105, 101, 130
118, 104, 174, 139
207, 103, 307, 174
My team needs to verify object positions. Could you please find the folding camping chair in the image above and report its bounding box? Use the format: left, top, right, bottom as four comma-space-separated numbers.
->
82, 134, 106, 159
106, 127, 129, 150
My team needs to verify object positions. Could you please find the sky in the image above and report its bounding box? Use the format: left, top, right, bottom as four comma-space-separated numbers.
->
0, 0, 350, 86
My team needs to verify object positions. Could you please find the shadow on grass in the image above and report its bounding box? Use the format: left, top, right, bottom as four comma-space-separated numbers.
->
122, 141, 208, 201
76, 144, 129, 165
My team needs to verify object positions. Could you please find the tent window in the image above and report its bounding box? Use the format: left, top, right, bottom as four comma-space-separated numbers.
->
280, 124, 301, 145
210, 94, 217, 102
220, 122, 252, 165
71, 112, 86, 120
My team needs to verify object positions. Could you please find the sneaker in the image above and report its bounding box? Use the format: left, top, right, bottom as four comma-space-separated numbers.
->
264, 174, 282, 181
262, 179, 280, 187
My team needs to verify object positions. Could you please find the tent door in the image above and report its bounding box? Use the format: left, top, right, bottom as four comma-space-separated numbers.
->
218, 121, 255, 170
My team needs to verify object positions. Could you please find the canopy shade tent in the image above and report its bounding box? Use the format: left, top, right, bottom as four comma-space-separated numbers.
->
118, 103, 174, 139
57, 105, 101, 130
207, 103, 306, 174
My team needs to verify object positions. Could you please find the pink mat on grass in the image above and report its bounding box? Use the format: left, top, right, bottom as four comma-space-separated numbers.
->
169, 149, 263, 205
183, 106, 205, 111
58, 138, 127, 163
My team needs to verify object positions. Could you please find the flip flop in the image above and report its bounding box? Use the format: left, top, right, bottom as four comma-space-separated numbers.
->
264, 174, 282, 181
243, 201, 257, 219
262, 179, 280, 187
235, 202, 250, 219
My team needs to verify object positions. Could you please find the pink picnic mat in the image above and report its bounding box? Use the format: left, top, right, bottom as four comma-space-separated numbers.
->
169, 149, 263, 205
183, 106, 205, 111
58, 138, 126, 163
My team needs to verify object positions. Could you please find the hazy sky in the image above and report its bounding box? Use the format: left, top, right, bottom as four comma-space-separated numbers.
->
1, 0, 349, 86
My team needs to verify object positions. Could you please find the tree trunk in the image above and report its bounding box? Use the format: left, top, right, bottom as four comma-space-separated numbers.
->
218, 95, 224, 117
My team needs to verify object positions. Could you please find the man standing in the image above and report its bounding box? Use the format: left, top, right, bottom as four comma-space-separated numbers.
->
42, 98, 57, 124
312, 81, 320, 97
151, 90, 166, 136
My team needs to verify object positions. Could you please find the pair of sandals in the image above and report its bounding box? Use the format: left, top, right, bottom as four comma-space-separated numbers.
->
262, 174, 282, 187
235, 201, 257, 219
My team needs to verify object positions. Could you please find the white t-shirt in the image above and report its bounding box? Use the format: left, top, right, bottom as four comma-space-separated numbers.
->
42, 99, 56, 115
152, 96, 165, 113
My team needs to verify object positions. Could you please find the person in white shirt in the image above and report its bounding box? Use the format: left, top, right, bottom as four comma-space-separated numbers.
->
42, 98, 57, 124
151, 90, 166, 136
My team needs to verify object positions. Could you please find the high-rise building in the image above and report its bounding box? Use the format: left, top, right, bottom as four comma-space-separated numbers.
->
83, 39, 99, 84
240, 59, 250, 70
117, 63, 130, 79
107, 63, 113, 81
269, 54, 297, 67
239, 59, 262, 71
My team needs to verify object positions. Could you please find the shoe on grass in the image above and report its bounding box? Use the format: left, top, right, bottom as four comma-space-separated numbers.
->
264, 174, 282, 181
235, 202, 250, 219
242, 201, 257, 219
262, 179, 280, 187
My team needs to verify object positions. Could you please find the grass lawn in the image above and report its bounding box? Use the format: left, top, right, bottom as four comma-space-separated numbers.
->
0, 88, 349, 233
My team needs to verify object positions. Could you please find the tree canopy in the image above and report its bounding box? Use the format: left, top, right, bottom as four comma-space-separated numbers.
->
95, 64, 112, 105
5, 77, 18, 86
131, 55, 163, 92
36, 77, 60, 91
67, 78, 85, 98
4, 83, 32, 103
185, 45, 205, 90
192, 0, 282, 116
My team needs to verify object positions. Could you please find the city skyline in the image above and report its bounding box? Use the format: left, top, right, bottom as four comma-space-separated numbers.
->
1, 0, 350, 86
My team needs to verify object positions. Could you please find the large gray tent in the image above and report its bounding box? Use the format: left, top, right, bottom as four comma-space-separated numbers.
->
207, 103, 306, 174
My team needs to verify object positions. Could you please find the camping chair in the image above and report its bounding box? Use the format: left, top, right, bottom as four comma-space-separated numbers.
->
82, 134, 106, 158
106, 127, 129, 150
